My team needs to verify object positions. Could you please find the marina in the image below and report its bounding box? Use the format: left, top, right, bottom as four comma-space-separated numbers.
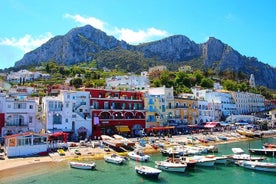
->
0, 136, 275, 184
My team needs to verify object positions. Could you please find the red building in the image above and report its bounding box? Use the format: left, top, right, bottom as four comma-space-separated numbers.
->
84, 88, 146, 139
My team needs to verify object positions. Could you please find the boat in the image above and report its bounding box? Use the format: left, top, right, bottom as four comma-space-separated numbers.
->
190, 155, 216, 167
226, 148, 266, 163
69, 161, 96, 170
263, 143, 276, 149
236, 160, 276, 172
155, 158, 187, 172
236, 129, 263, 138
74, 149, 81, 155
57, 148, 66, 156
160, 146, 185, 157
101, 135, 122, 148
135, 165, 162, 179
205, 155, 228, 164
177, 157, 198, 168
249, 148, 276, 157
104, 154, 127, 165
217, 136, 228, 141
128, 149, 150, 162
113, 134, 135, 147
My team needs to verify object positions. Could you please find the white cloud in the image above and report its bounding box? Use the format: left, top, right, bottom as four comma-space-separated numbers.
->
64, 13, 169, 44
64, 13, 105, 30
114, 27, 168, 44
0, 32, 53, 53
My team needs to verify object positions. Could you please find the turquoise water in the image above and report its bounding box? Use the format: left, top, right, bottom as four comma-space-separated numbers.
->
1, 138, 275, 184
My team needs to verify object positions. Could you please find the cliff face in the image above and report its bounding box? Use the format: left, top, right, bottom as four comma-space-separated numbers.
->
14, 24, 276, 89
15, 25, 129, 66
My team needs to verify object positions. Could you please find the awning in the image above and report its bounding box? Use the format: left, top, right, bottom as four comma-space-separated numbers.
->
115, 125, 130, 132
145, 126, 175, 132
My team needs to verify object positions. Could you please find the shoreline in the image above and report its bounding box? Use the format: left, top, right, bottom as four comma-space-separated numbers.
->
0, 132, 275, 173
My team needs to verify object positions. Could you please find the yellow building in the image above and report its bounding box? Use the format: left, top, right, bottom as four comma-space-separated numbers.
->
174, 96, 198, 125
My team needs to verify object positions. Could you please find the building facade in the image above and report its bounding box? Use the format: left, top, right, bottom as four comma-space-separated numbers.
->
84, 88, 146, 138
42, 90, 91, 141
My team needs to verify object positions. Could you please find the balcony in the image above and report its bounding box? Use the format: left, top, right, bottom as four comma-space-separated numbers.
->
5, 122, 28, 127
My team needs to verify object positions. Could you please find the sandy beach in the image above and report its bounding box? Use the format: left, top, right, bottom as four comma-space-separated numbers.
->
0, 131, 275, 174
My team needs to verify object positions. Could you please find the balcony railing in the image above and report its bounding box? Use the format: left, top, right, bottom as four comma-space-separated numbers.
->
5, 122, 28, 126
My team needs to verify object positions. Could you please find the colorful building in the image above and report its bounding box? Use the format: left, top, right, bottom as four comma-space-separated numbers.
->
84, 88, 146, 138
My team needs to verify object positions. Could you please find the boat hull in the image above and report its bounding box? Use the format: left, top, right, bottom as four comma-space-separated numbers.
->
70, 162, 96, 170
135, 166, 161, 179
128, 152, 150, 162
104, 155, 125, 165
236, 161, 276, 172
249, 148, 276, 157
155, 161, 186, 172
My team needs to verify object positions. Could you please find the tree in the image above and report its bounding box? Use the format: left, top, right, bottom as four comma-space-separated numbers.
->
200, 78, 214, 88
70, 78, 83, 88
223, 79, 238, 91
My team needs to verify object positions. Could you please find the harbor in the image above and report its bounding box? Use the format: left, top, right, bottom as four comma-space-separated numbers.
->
0, 131, 275, 184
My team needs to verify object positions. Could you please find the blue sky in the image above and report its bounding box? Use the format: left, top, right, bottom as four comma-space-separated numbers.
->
0, 0, 275, 69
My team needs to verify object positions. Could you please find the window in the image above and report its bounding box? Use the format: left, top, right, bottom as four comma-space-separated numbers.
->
29, 105, 33, 109
29, 116, 33, 123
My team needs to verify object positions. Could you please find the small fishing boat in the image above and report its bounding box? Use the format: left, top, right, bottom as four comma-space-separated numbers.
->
135, 165, 162, 179
57, 149, 65, 156
226, 148, 266, 163
236, 160, 276, 172
191, 155, 216, 167
104, 154, 127, 165
155, 160, 187, 172
128, 149, 150, 162
249, 148, 276, 157
205, 155, 228, 164
69, 161, 96, 170
74, 149, 81, 155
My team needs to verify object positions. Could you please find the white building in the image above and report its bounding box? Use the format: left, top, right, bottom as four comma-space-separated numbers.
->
7, 70, 42, 83
1, 95, 43, 136
42, 90, 92, 141
197, 100, 218, 123
231, 91, 265, 115
192, 88, 236, 120
106, 74, 149, 91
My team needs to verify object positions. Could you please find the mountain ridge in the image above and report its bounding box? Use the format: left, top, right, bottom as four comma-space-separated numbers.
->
14, 24, 276, 89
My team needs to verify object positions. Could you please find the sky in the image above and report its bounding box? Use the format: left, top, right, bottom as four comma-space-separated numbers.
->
0, 0, 276, 69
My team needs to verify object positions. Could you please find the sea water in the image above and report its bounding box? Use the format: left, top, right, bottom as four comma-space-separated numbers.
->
1, 138, 275, 184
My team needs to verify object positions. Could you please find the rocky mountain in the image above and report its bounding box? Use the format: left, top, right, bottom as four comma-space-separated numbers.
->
14, 25, 276, 89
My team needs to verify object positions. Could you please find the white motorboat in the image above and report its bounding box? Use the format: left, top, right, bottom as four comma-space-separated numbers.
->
135, 165, 162, 179
226, 148, 266, 163
155, 160, 187, 172
236, 160, 276, 172
69, 161, 96, 170
205, 155, 228, 164
104, 154, 127, 165
190, 155, 216, 167
113, 134, 135, 147
128, 150, 150, 162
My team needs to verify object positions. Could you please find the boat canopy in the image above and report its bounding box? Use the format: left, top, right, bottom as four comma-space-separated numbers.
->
204, 122, 220, 128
